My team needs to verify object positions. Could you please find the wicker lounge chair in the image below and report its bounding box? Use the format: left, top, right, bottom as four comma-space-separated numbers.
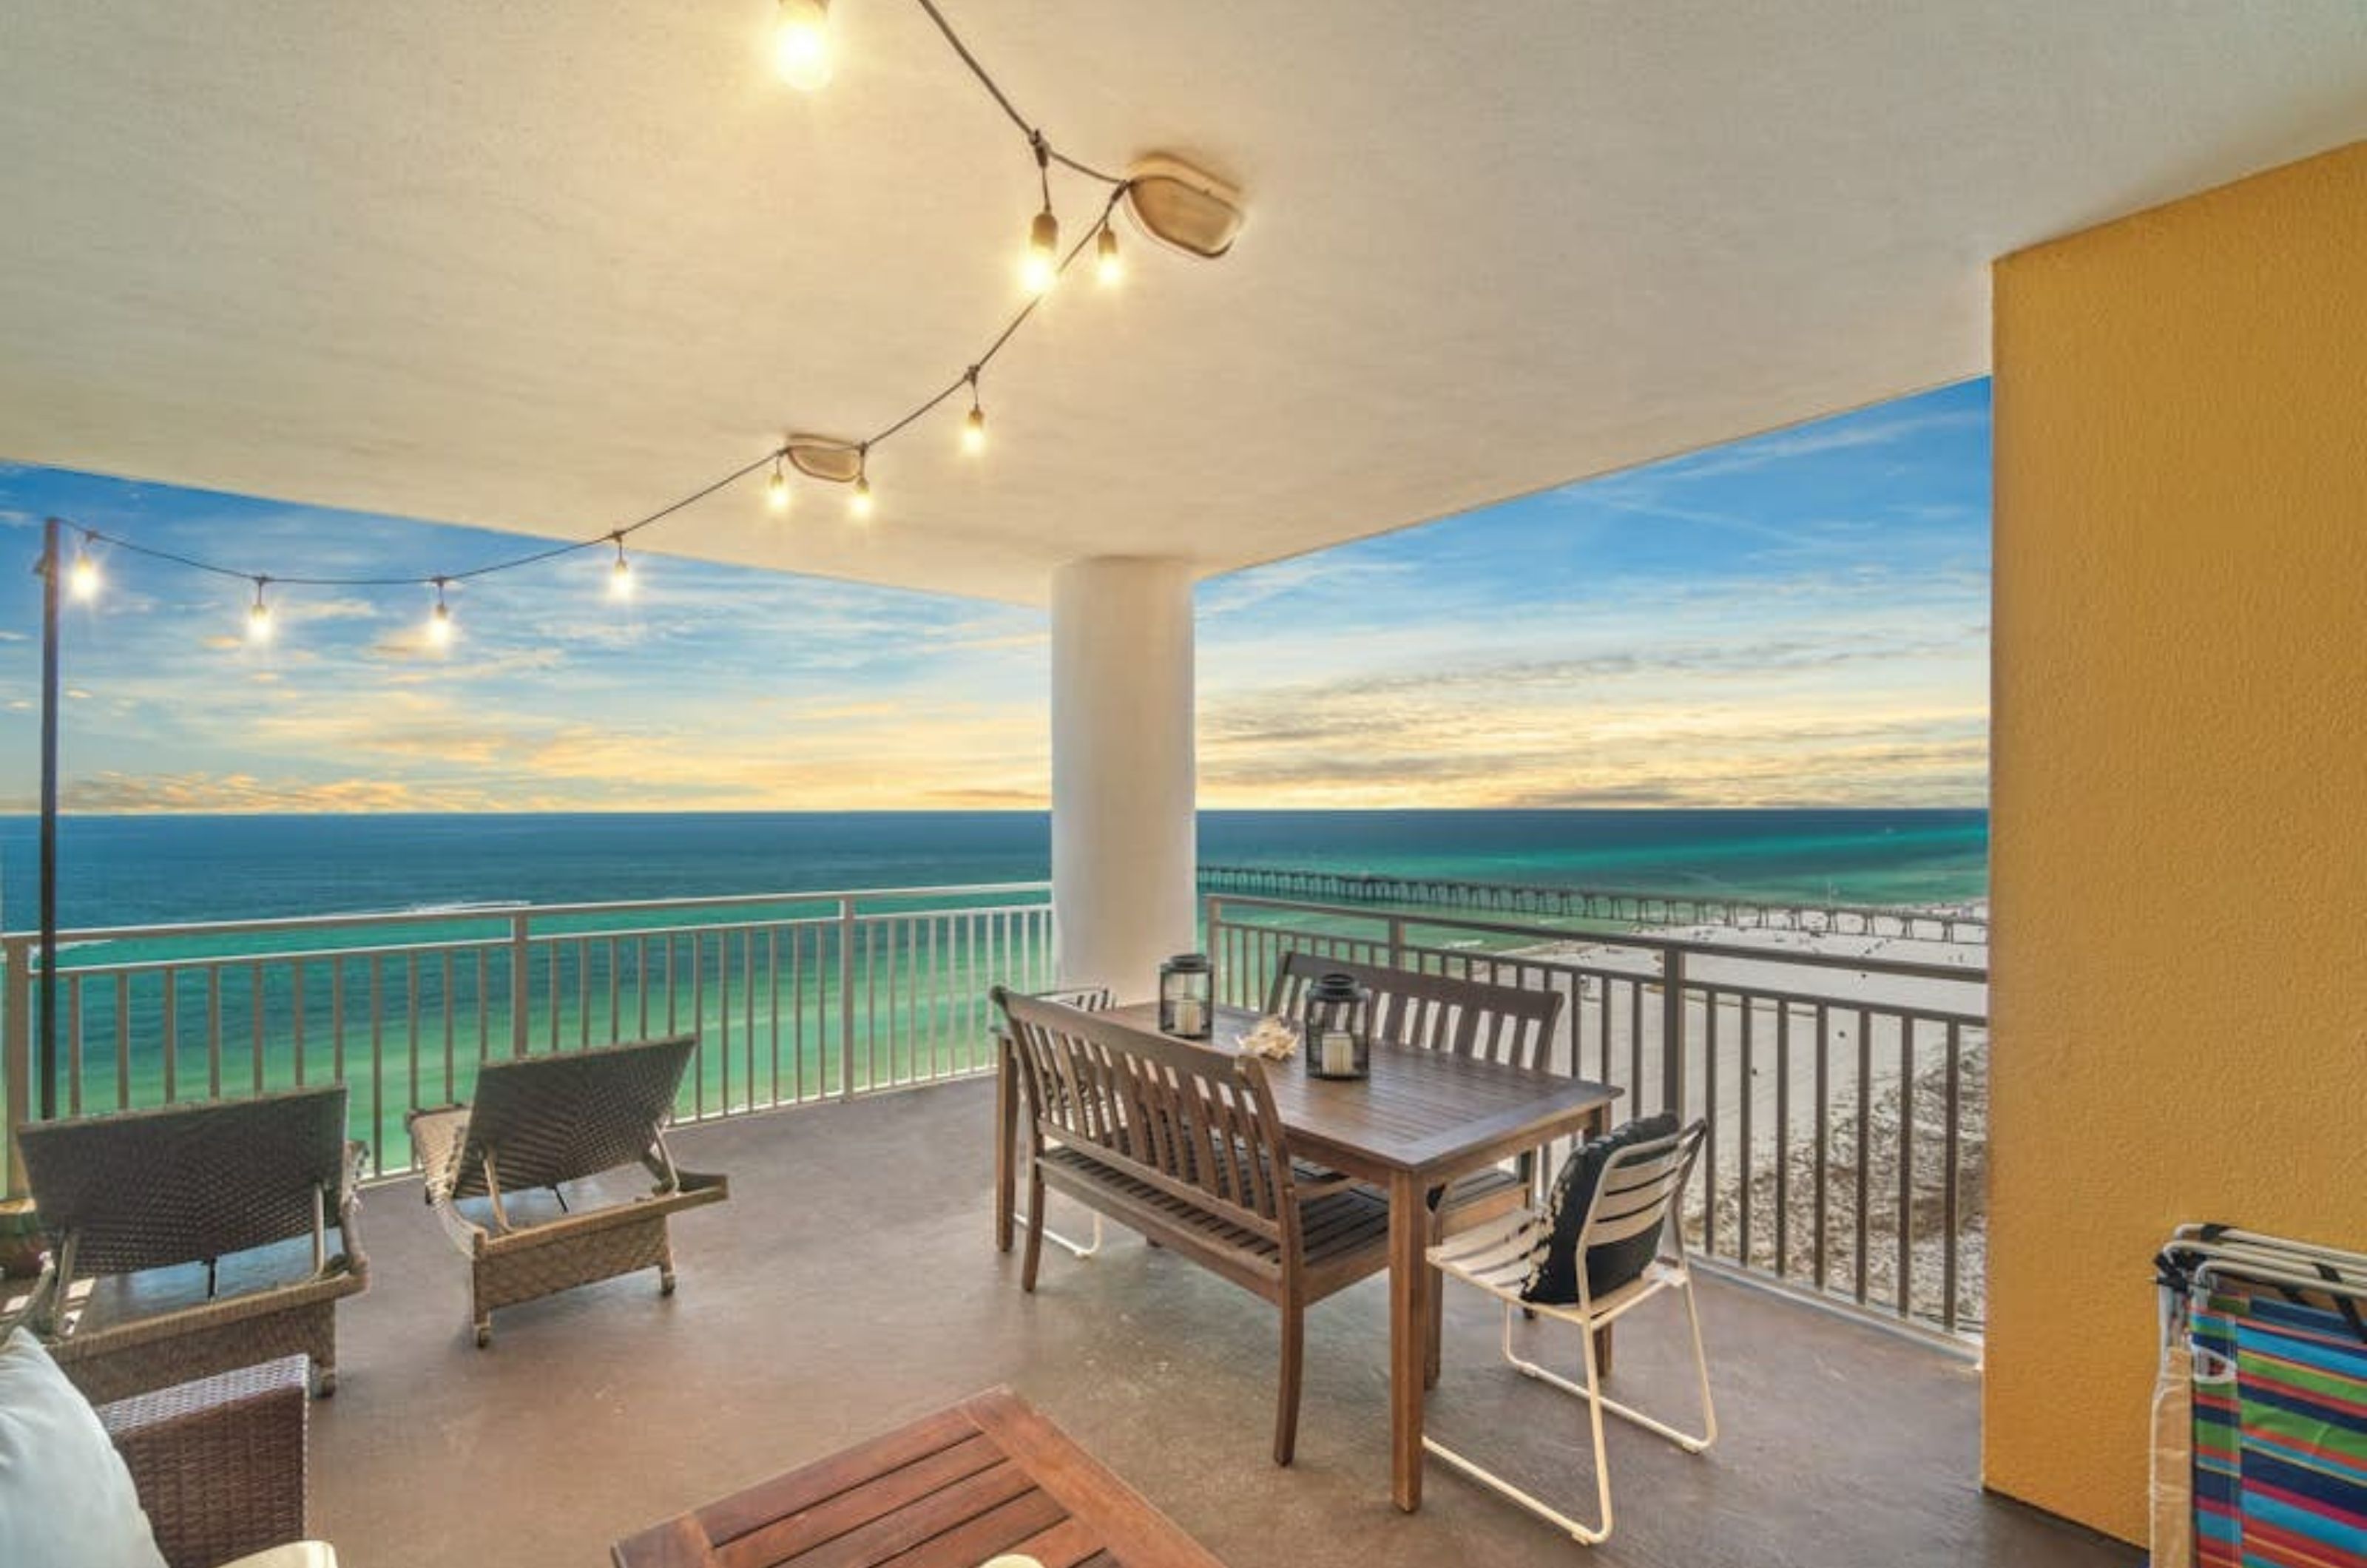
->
14, 1085, 368, 1404
405, 1035, 727, 1348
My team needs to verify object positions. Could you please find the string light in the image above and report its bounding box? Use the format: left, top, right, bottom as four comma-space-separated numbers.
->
849, 447, 875, 521
51, 4, 1181, 646
962, 371, 987, 454
1023, 212, 1059, 294
608, 535, 635, 601
1022, 136, 1060, 295
68, 538, 100, 602
773, 0, 833, 90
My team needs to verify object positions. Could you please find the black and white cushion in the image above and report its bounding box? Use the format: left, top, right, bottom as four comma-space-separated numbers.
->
1521, 1112, 1681, 1305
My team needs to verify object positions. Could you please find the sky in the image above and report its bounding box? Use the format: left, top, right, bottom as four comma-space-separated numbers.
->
0, 379, 1990, 813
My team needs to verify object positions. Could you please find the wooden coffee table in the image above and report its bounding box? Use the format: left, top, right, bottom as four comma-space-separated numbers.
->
611, 1388, 1223, 1568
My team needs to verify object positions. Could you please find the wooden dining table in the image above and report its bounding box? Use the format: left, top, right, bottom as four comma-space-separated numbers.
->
993, 1001, 1620, 1513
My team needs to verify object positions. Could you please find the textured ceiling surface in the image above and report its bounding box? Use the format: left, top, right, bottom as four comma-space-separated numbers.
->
3, 2, 2363, 601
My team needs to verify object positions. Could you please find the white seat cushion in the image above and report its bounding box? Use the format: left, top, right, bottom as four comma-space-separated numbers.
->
0, 1328, 168, 1568
220, 1543, 339, 1568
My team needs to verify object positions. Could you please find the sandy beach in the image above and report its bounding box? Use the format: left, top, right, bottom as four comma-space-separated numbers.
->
1490, 919, 1990, 1327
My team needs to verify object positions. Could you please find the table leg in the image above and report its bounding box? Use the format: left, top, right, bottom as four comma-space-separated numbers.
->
993, 1037, 1016, 1253
1389, 1167, 1427, 1512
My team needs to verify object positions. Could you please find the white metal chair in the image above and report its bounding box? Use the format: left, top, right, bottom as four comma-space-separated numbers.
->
1026, 985, 1117, 1260
1424, 1118, 1715, 1545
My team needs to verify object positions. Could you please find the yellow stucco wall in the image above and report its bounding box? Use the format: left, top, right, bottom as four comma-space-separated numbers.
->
1985, 140, 2367, 1542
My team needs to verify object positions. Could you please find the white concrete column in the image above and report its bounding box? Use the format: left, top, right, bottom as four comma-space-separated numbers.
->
1050, 557, 1196, 998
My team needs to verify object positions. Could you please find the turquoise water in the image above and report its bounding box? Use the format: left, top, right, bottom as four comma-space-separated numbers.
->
0, 809, 1984, 1155
0, 808, 1985, 932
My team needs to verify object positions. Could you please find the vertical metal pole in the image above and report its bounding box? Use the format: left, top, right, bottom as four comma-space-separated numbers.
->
507, 911, 531, 1057
837, 898, 856, 1101
1660, 946, 1686, 1118
37, 518, 61, 1123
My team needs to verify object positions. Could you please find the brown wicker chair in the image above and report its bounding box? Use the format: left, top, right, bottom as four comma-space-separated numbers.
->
102, 1355, 312, 1568
405, 1035, 728, 1348
16, 1086, 368, 1404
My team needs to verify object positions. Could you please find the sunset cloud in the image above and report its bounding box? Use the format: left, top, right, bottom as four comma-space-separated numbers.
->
0, 382, 1990, 813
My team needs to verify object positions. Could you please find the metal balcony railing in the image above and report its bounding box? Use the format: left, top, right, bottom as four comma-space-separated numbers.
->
1206, 892, 1990, 1339
1, 882, 1056, 1194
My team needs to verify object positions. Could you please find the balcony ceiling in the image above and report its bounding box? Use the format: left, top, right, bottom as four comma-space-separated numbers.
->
3, 3, 2363, 605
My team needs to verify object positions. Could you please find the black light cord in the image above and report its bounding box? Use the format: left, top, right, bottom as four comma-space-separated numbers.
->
55, 0, 1137, 601
913, 0, 1129, 188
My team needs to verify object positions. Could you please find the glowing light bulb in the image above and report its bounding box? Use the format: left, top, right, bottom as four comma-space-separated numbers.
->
427, 588, 454, 648
1022, 209, 1059, 294
963, 403, 987, 454
247, 581, 274, 643
774, 0, 832, 90
610, 552, 635, 601
766, 462, 791, 513
849, 472, 874, 521
68, 550, 100, 601
1096, 224, 1121, 285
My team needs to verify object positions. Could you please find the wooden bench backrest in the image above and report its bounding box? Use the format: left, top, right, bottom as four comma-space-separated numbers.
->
995, 987, 1294, 1247
1263, 950, 1564, 1071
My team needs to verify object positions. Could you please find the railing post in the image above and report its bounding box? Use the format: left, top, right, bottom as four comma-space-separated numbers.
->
1203, 895, 1223, 1001
1386, 916, 1408, 971
837, 898, 857, 1101
1660, 946, 1687, 1118
508, 912, 531, 1058
3, 936, 32, 1198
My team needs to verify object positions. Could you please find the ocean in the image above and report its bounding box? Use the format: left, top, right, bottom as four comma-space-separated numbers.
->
0, 808, 1986, 932
0, 808, 1986, 1162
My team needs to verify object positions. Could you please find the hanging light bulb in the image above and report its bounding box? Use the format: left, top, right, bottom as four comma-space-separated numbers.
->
68, 541, 100, 601
246, 578, 274, 643
427, 579, 454, 647
1096, 223, 1121, 285
773, 0, 833, 90
1021, 133, 1058, 294
609, 535, 635, 601
849, 448, 874, 521
766, 454, 791, 514
1022, 208, 1060, 295
962, 371, 987, 454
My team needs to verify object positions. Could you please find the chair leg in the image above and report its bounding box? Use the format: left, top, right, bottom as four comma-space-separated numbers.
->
1425, 1304, 1615, 1544
1499, 1288, 1715, 1454
1576, 1305, 1615, 1543
1274, 1297, 1305, 1467
1040, 1207, 1104, 1260
658, 1229, 678, 1297
1020, 1169, 1047, 1294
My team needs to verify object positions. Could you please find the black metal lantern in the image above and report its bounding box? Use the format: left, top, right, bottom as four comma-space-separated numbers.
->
1302, 971, 1371, 1079
1158, 952, 1213, 1039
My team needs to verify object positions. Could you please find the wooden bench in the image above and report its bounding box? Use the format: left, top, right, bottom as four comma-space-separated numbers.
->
993, 987, 1391, 1467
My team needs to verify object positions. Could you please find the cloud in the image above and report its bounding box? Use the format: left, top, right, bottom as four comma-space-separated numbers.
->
33, 771, 523, 814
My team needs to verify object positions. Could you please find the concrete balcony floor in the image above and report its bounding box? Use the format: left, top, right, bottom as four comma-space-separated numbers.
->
311, 1079, 2138, 1567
